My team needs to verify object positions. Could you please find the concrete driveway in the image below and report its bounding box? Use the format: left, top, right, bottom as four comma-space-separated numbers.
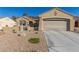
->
44, 31, 79, 52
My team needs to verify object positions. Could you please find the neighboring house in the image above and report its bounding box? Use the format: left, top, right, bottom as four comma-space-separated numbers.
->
0, 17, 16, 30
39, 8, 75, 31
15, 16, 36, 31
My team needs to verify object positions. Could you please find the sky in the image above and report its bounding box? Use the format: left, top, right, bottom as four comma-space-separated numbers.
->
0, 7, 79, 17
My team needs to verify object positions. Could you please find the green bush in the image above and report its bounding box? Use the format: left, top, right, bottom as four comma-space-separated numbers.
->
28, 38, 40, 44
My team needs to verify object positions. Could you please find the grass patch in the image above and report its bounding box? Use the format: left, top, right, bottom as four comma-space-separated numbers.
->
28, 38, 40, 44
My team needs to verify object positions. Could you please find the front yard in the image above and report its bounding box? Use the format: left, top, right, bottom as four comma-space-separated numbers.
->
0, 29, 48, 52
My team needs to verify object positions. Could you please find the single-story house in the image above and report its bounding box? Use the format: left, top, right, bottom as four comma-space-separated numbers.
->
0, 17, 16, 30
1, 8, 79, 32
15, 16, 36, 31
14, 8, 79, 32
39, 8, 77, 31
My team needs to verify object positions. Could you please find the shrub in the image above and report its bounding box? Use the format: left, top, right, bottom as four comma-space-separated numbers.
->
28, 38, 40, 44
17, 34, 21, 36
12, 30, 16, 33
35, 32, 38, 34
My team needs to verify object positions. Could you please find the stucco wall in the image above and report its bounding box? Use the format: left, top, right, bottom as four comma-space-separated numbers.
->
16, 17, 35, 31
39, 8, 75, 31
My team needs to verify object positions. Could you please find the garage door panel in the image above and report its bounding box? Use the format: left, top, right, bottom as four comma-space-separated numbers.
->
44, 21, 67, 31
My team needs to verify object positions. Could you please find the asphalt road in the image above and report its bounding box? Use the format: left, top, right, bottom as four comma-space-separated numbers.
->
44, 31, 79, 52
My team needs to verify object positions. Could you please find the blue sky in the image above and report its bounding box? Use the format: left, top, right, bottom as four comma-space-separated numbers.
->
0, 7, 79, 17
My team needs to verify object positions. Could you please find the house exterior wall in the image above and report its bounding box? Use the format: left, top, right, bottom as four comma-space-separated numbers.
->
15, 17, 35, 31
39, 8, 75, 31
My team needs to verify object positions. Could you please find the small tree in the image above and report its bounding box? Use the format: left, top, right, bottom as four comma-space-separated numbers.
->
12, 16, 17, 22
22, 13, 28, 16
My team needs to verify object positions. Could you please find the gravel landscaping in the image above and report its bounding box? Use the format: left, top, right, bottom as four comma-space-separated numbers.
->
0, 29, 48, 52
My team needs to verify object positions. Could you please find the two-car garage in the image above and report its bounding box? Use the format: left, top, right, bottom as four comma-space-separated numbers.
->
39, 8, 75, 31
43, 18, 70, 31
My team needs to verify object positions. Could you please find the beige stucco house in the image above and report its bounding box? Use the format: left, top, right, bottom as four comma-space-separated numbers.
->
39, 8, 75, 31
1, 8, 79, 32
12, 8, 79, 32
15, 16, 36, 31
0, 17, 16, 30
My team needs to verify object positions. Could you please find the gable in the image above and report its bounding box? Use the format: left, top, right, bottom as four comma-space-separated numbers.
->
17, 17, 29, 22
39, 8, 74, 19
16, 16, 36, 23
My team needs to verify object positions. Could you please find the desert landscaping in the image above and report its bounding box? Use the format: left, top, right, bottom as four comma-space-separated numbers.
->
0, 28, 48, 52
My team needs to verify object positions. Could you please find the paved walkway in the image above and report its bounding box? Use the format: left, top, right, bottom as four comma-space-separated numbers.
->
44, 31, 79, 52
